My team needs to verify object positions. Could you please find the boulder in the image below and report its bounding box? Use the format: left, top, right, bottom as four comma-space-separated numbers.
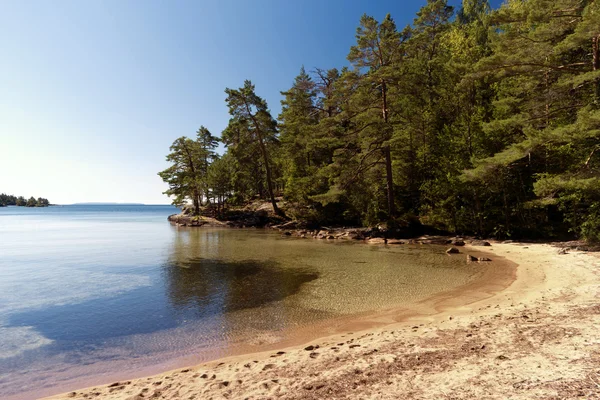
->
446, 247, 460, 254
471, 240, 491, 246
478, 257, 492, 262
367, 238, 387, 245
451, 240, 466, 246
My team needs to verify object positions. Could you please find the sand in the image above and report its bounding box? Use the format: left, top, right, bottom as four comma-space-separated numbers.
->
45, 242, 600, 399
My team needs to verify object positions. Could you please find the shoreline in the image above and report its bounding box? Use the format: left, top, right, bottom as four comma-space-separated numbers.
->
10, 243, 513, 400
39, 241, 600, 399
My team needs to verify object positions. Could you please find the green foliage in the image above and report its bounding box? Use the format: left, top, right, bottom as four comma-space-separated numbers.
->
158, 128, 219, 215
223, 81, 282, 215
159, 0, 600, 242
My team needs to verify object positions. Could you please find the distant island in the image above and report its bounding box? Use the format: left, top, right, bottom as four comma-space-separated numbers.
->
0, 193, 50, 207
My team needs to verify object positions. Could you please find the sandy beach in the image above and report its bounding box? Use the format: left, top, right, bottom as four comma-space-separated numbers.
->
44, 242, 600, 399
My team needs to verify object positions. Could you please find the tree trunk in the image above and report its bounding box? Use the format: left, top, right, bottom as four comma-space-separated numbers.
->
182, 142, 201, 216
381, 80, 396, 218
243, 100, 282, 217
192, 191, 200, 216
545, 58, 550, 128
384, 145, 395, 217
593, 35, 600, 103
257, 135, 280, 215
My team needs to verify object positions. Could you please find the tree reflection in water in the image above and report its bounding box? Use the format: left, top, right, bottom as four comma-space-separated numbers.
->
162, 257, 319, 318
163, 228, 320, 326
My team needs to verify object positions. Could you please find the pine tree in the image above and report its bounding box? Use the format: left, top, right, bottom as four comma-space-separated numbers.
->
158, 136, 207, 215
207, 154, 234, 215
462, 0, 600, 239
225, 80, 282, 216
345, 13, 403, 218
195, 126, 220, 204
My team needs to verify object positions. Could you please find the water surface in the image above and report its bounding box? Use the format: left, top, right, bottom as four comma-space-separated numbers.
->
0, 205, 496, 398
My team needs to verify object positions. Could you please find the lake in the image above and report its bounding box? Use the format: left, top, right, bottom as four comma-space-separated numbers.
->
0, 205, 507, 399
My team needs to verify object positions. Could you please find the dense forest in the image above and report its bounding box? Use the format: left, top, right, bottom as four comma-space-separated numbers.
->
159, 0, 600, 242
0, 193, 50, 207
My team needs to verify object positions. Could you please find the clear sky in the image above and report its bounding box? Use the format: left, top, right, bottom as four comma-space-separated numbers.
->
0, 0, 503, 205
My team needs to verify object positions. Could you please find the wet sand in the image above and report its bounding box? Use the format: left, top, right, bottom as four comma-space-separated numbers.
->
42, 242, 600, 399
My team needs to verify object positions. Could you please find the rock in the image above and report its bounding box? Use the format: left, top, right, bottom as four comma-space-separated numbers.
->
467, 255, 479, 263
417, 236, 452, 245
367, 238, 387, 245
478, 257, 492, 262
283, 231, 292, 236
557, 247, 569, 255
446, 247, 460, 254
387, 239, 405, 245
316, 230, 329, 239
452, 239, 465, 246
471, 240, 491, 246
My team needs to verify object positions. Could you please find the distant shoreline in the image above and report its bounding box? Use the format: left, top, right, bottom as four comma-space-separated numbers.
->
70, 203, 176, 206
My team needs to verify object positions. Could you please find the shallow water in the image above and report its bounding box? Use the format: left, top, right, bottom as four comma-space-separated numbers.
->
0, 205, 489, 398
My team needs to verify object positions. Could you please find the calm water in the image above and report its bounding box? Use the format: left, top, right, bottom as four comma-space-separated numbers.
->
0, 205, 488, 398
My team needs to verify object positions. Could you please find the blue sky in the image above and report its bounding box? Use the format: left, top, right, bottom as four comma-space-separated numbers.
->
0, 0, 503, 204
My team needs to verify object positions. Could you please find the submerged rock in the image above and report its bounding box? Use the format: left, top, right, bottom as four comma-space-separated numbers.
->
467, 254, 492, 262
